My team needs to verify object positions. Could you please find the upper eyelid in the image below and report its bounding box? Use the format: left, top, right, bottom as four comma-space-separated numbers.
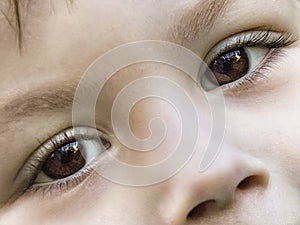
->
204, 30, 295, 63
216, 36, 296, 95
28, 127, 105, 164
200, 30, 297, 93
220, 48, 285, 95
12, 127, 104, 190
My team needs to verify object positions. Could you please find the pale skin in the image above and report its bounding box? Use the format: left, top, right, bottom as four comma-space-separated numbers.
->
0, 0, 300, 224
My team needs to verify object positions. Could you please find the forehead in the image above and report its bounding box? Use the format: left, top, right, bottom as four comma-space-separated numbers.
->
0, 0, 294, 52
0, 0, 297, 114
0, 0, 297, 79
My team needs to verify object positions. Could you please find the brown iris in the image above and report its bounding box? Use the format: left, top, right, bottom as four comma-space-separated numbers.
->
42, 141, 86, 179
208, 48, 249, 86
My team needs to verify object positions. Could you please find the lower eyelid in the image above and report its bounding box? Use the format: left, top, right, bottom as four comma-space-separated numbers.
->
221, 47, 286, 95
24, 163, 95, 198
10, 127, 111, 203
27, 141, 109, 198
26, 137, 112, 198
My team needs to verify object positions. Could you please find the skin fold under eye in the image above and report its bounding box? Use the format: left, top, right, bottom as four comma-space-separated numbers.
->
201, 30, 296, 91
9, 127, 111, 201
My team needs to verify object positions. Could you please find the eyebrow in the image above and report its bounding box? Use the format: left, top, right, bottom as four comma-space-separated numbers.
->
169, 0, 233, 46
1, 0, 233, 126
1, 84, 75, 123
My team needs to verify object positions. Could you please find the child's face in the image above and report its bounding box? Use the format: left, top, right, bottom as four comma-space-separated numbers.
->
1, 0, 300, 224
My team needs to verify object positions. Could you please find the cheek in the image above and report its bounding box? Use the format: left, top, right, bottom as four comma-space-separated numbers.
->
225, 46, 300, 185
0, 175, 107, 225
0, 174, 159, 225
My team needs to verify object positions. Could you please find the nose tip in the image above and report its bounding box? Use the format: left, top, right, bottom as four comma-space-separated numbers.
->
157, 143, 270, 223
187, 173, 268, 219
184, 148, 270, 220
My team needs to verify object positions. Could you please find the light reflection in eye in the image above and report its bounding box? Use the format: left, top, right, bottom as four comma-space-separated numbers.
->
201, 30, 295, 91
12, 127, 111, 199
41, 141, 86, 180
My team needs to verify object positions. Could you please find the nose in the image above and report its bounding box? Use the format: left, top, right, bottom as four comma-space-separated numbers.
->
156, 141, 270, 224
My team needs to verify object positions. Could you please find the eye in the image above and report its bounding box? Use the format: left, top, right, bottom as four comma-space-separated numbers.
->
12, 127, 111, 197
200, 30, 295, 91
204, 47, 267, 88
38, 137, 110, 181
34, 128, 111, 184
41, 141, 86, 180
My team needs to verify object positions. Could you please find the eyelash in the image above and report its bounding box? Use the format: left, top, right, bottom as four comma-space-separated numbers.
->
225, 48, 282, 92
12, 127, 110, 200
26, 162, 94, 198
205, 30, 297, 92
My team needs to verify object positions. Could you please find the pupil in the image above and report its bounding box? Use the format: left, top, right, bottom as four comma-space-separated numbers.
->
209, 48, 249, 86
42, 141, 86, 179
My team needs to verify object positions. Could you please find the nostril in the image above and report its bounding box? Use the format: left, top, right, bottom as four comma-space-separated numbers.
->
237, 175, 264, 190
187, 200, 216, 219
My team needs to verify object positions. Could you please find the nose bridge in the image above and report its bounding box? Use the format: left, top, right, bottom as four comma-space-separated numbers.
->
156, 142, 269, 222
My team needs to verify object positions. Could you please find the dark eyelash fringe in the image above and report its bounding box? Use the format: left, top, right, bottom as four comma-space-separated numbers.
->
216, 30, 296, 61
218, 30, 297, 93
25, 164, 94, 199
242, 30, 295, 48
226, 47, 287, 92
9, 127, 109, 203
